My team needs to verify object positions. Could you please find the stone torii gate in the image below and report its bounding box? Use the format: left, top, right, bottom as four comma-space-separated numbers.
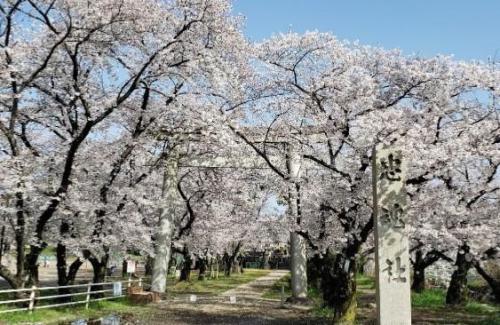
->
150, 126, 326, 299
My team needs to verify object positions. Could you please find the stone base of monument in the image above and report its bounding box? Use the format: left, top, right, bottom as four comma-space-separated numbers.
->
285, 296, 314, 305
127, 286, 161, 304
127, 286, 143, 295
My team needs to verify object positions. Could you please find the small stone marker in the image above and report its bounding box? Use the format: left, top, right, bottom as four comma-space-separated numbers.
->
189, 294, 197, 302
372, 145, 411, 325
229, 296, 236, 304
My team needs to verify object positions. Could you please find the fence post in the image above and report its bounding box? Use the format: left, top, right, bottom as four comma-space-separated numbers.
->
28, 285, 36, 313
85, 282, 91, 309
138, 277, 142, 288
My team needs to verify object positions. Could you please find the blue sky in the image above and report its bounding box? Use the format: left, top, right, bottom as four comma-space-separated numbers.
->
232, 0, 500, 61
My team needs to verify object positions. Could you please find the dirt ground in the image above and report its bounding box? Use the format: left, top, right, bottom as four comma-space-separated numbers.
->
117, 271, 497, 325
122, 298, 328, 325
119, 297, 497, 325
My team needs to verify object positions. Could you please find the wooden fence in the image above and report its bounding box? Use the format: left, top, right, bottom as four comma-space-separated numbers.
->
0, 277, 147, 314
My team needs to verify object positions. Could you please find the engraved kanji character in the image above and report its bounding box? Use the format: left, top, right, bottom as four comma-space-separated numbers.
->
382, 257, 407, 283
380, 153, 402, 181
380, 203, 405, 228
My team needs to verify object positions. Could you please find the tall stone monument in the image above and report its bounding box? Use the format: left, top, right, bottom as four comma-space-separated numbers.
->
372, 145, 411, 325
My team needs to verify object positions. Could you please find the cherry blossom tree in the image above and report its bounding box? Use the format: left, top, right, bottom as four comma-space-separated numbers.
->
231, 31, 500, 321
0, 0, 247, 291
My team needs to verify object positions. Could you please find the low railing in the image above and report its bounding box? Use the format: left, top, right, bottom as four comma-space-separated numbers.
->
0, 277, 147, 314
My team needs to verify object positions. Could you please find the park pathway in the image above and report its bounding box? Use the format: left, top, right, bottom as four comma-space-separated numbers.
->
135, 269, 326, 324
221, 269, 289, 300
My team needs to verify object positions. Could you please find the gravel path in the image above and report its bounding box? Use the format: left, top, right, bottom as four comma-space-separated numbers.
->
221, 269, 289, 300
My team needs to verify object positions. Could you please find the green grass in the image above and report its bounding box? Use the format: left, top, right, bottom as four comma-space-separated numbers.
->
262, 273, 291, 299
356, 273, 375, 290
411, 287, 499, 324
464, 301, 500, 315
411, 287, 500, 315
168, 268, 271, 295
271, 274, 500, 322
411, 288, 446, 308
40, 246, 56, 256
0, 269, 270, 324
478, 317, 500, 325
261, 273, 334, 317
0, 298, 153, 325
0, 268, 270, 324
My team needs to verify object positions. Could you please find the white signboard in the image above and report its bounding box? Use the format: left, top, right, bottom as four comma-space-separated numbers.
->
189, 294, 197, 302
126, 260, 136, 274
112, 282, 122, 297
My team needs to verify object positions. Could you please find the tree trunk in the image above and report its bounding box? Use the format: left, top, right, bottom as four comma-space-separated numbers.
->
412, 250, 426, 293
0, 265, 21, 290
145, 256, 153, 276
307, 253, 323, 290
474, 261, 500, 303
0, 225, 5, 265
56, 242, 83, 301
122, 259, 128, 277
179, 247, 192, 282
321, 249, 357, 323
86, 252, 109, 298
198, 258, 207, 281
446, 243, 472, 305
231, 258, 241, 274
411, 248, 451, 293
209, 257, 215, 278
26, 244, 45, 287
223, 252, 231, 276
215, 255, 220, 279
412, 265, 426, 293
56, 221, 84, 301
223, 242, 242, 277
13, 191, 31, 289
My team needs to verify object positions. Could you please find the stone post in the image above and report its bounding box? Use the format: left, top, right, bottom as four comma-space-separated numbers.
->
287, 142, 308, 299
372, 145, 411, 325
151, 151, 178, 294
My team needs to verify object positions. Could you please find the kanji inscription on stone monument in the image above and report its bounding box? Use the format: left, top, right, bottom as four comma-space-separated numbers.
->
380, 203, 405, 228
372, 144, 411, 325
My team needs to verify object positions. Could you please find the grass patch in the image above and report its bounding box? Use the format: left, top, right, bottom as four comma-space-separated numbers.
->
478, 317, 500, 325
411, 288, 446, 308
411, 288, 500, 315
356, 273, 375, 290
0, 269, 270, 324
40, 246, 56, 256
0, 298, 152, 325
261, 273, 334, 317
167, 268, 271, 295
309, 285, 335, 318
262, 273, 291, 299
464, 301, 500, 315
